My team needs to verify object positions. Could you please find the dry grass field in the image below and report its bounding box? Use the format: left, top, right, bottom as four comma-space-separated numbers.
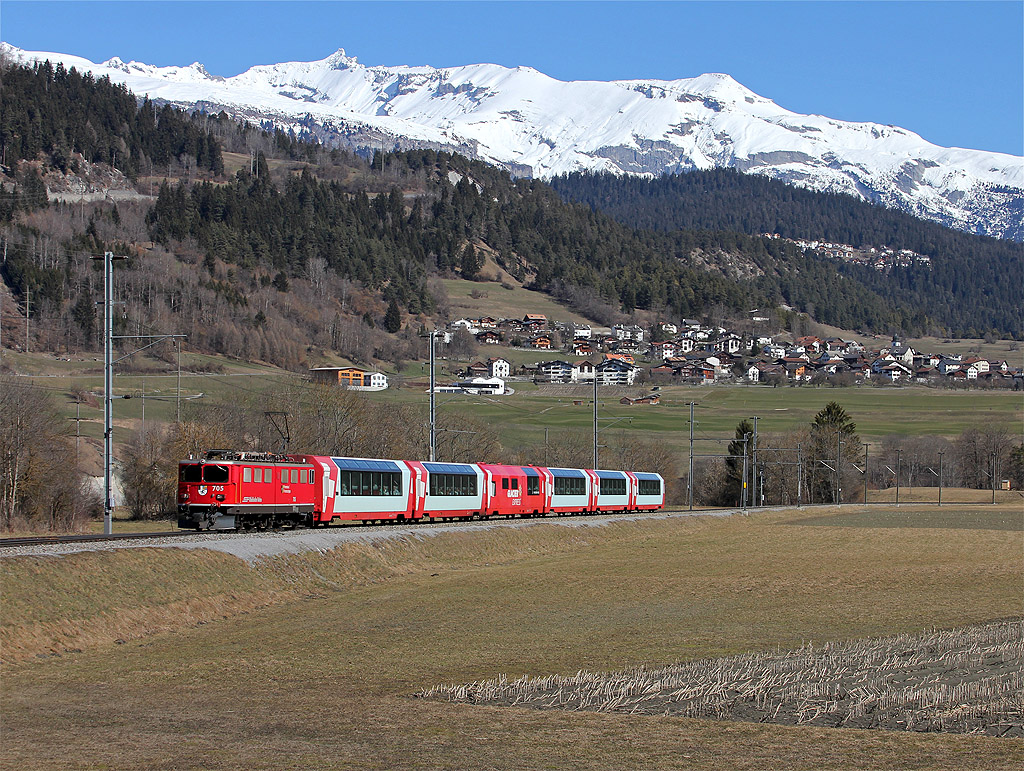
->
2, 505, 1023, 770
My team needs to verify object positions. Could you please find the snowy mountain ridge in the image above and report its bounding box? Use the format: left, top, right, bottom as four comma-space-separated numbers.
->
3, 43, 1021, 240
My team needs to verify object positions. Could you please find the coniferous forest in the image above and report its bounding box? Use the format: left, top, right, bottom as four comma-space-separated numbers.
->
1, 56, 1021, 381
551, 170, 1023, 338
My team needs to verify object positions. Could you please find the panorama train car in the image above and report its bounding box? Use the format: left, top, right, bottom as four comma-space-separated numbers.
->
178, 451, 664, 530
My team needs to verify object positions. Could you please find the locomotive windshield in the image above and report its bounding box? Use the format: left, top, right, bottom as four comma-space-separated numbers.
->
180, 465, 201, 483
201, 465, 230, 483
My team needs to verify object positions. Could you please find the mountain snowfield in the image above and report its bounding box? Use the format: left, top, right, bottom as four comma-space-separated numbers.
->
4, 44, 1022, 239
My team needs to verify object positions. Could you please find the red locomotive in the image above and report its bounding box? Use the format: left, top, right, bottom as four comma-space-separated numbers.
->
178, 451, 664, 530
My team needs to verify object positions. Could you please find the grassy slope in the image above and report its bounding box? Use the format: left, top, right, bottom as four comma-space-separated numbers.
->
2, 506, 1022, 770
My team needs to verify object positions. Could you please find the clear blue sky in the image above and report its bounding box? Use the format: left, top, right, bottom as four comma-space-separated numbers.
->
3, 1, 1022, 155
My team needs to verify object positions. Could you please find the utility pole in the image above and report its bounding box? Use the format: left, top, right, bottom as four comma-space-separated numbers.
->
863, 442, 869, 504
991, 452, 997, 504
428, 330, 436, 462
836, 431, 843, 505
688, 402, 695, 511
797, 443, 803, 506
25, 285, 29, 353
937, 451, 943, 506
751, 416, 758, 507
176, 339, 182, 423
93, 251, 125, 535
895, 448, 902, 506
593, 368, 599, 469
745, 434, 753, 511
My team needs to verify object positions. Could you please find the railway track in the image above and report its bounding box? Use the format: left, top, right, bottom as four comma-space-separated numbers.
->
0, 531, 200, 548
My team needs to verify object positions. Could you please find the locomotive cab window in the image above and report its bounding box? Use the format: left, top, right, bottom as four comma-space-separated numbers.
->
202, 465, 230, 484
180, 465, 201, 483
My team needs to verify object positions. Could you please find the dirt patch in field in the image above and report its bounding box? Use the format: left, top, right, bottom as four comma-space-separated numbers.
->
420, 620, 1024, 737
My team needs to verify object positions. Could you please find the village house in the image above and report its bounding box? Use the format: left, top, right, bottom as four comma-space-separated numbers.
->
596, 358, 638, 385
571, 359, 596, 382
528, 335, 553, 350
487, 357, 511, 378
536, 360, 573, 383
310, 367, 389, 391
475, 330, 501, 345
613, 323, 646, 342
522, 313, 548, 331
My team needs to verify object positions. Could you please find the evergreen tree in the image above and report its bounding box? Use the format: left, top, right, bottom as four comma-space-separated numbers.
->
460, 243, 480, 280
721, 419, 754, 506
383, 299, 402, 333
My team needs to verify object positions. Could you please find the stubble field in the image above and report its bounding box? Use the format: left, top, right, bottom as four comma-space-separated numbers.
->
1, 504, 1022, 770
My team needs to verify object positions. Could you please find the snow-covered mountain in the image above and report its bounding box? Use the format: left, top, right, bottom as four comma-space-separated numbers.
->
4, 44, 1022, 240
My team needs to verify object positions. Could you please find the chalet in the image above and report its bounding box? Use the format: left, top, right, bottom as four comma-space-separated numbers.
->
677, 362, 716, 383
596, 359, 638, 385
475, 316, 499, 329
712, 334, 744, 354
937, 357, 963, 375
762, 343, 786, 359
656, 322, 678, 335
604, 352, 636, 366
528, 335, 553, 350
675, 338, 695, 354
537, 360, 573, 383
476, 330, 501, 345
571, 340, 596, 356
465, 361, 490, 378
572, 360, 596, 382
781, 358, 808, 380
754, 362, 786, 382
962, 357, 989, 373
310, 367, 389, 391
487, 357, 511, 378
796, 336, 823, 354
649, 341, 679, 359
613, 324, 645, 342
522, 313, 548, 330
569, 323, 592, 340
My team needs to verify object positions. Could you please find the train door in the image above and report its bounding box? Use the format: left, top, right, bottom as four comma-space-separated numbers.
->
626, 472, 638, 511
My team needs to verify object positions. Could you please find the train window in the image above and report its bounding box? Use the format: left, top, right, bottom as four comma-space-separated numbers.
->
553, 476, 586, 496
599, 477, 627, 496
180, 465, 201, 483
243, 467, 252, 483
338, 469, 401, 496
254, 468, 263, 484
527, 476, 539, 495
510, 478, 519, 490
202, 465, 230, 483
291, 469, 299, 484
502, 478, 509, 490
429, 473, 477, 497
639, 479, 661, 496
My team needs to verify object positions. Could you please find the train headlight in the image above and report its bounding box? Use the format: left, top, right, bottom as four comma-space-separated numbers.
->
215, 494, 225, 502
